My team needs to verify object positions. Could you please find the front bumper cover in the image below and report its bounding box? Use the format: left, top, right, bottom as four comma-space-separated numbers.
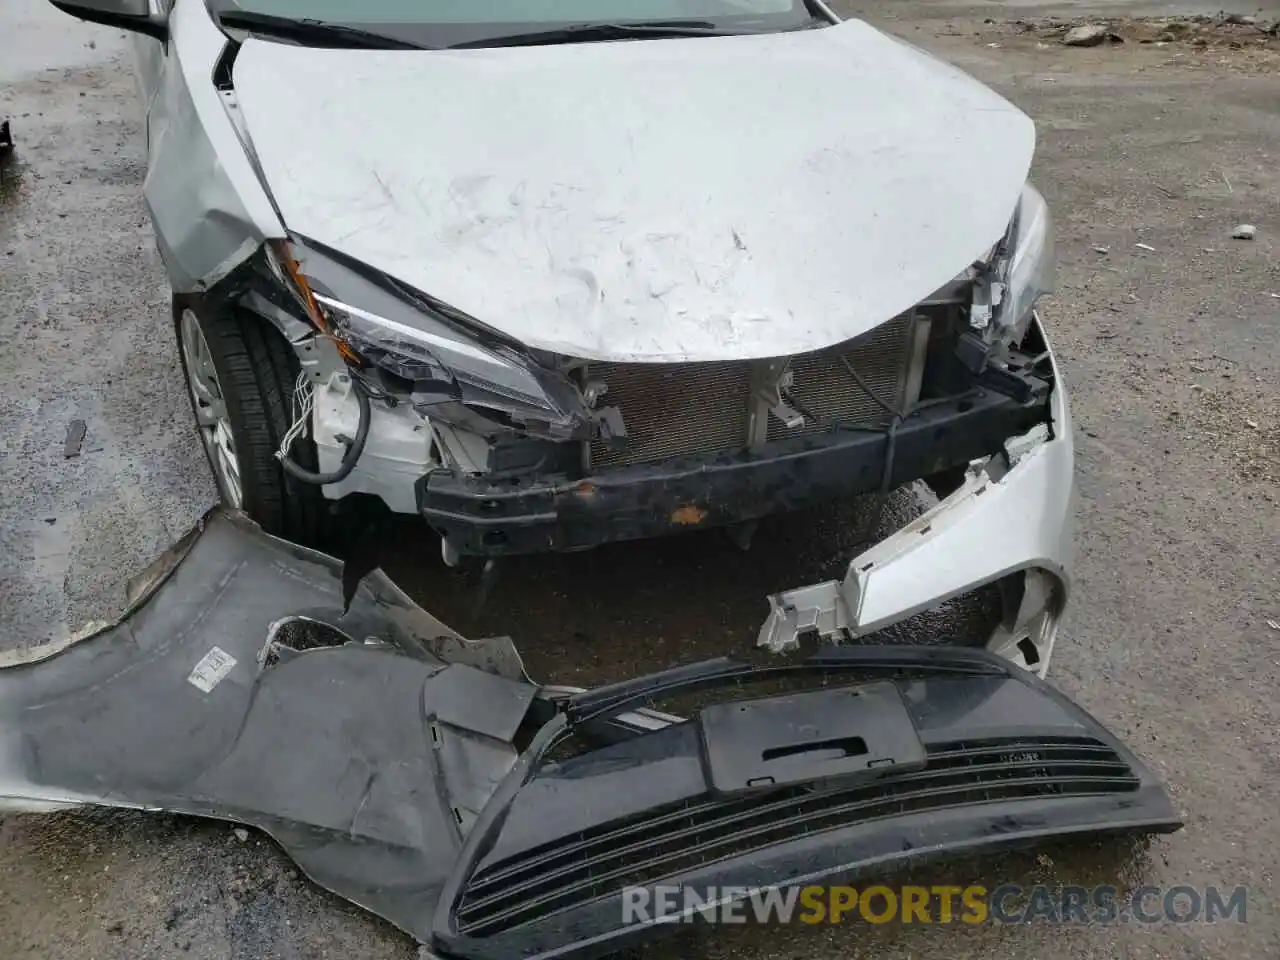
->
419, 388, 1049, 557
0, 508, 1177, 960
435, 648, 1179, 959
759, 331, 1076, 671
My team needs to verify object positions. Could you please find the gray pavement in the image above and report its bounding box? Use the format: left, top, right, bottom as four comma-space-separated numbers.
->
1, 0, 1278, 958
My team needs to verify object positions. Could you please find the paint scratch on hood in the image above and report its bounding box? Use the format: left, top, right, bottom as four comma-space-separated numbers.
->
233, 20, 1035, 362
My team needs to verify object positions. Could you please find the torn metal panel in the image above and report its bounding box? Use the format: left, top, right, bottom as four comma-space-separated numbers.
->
231, 19, 1034, 362
0, 507, 532, 943
140, 0, 283, 292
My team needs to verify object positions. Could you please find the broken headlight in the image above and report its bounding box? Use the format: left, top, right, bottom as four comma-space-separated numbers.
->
314, 293, 548, 406
972, 184, 1056, 345
266, 238, 589, 437
1002, 184, 1056, 340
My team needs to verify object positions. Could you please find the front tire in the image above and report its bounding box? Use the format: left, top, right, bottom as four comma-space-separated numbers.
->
174, 296, 327, 545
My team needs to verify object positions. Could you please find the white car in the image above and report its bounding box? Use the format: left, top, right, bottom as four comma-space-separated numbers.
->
51, 0, 1073, 669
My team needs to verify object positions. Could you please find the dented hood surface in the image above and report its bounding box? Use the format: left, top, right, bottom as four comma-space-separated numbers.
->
231, 20, 1035, 362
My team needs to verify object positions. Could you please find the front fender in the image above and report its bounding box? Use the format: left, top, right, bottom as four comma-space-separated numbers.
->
144, 0, 283, 291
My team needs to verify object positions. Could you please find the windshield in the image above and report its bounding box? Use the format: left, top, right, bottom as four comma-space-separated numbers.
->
206, 0, 827, 48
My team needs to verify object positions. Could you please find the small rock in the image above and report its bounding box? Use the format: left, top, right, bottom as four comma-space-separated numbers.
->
232, 828, 249, 842
1231, 224, 1256, 240
1135, 242, 1156, 252
1245, 419, 1259, 429
1094, 245, 1110, 254
1222, 13, 1256, 26
1062, 24, 1110, 47
1266, 619, 1280, 631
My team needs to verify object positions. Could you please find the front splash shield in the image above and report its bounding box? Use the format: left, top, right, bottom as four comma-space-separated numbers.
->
0, 508, 1181, 957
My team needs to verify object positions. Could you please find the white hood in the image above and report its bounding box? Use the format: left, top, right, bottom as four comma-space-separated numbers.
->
233, 20, 1034, 362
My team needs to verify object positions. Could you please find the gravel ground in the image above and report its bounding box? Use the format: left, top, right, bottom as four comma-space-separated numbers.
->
1, 0, 1277, 957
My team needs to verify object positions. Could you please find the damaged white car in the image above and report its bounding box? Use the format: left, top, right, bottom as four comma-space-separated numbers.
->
52, 0, 1072, 670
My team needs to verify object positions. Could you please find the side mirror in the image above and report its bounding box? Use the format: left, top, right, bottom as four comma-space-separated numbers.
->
49, 0, 168, 41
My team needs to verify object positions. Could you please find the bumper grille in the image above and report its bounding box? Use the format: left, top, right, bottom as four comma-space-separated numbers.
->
456, 735, 1139, 936
587, 314, 917, 470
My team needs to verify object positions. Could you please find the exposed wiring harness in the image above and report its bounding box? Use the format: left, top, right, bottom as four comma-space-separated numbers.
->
275, 370, 371, 485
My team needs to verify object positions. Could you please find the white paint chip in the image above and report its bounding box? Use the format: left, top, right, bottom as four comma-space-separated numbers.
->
188, 646, 237, 693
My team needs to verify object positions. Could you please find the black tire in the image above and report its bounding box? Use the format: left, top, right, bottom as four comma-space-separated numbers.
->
174, 295, 328, 545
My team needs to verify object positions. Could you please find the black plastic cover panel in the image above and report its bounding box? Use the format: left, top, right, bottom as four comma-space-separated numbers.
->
0, 508, 1182, 960
0, 507, 535, 944
436, 648, 1184, 960
699, 681, 927, 794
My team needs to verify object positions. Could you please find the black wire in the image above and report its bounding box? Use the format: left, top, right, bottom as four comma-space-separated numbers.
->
278, 375, 371, 486
837, 354, 900, 419
777, 351, 987, 547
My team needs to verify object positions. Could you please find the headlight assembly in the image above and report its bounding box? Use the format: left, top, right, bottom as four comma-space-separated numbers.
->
311, 292, 555, 412
1001, 184, 1055, 341
970, 184, 1056, 346
265, 237, 591, 439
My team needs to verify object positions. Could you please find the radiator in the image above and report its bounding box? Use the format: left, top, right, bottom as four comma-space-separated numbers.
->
587, 313, 920, 469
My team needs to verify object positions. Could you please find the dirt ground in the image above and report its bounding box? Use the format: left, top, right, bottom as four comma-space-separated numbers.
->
1, 0, 1277, 957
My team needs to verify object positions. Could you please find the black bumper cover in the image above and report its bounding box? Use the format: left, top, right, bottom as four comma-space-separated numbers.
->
0, 510, 1180, 960
432, 647, 1182, 960
419, 389, 1049, 557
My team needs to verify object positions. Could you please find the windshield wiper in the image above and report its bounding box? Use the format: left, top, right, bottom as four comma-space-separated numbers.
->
217, 10, 434, 50
449, 20, 734, 49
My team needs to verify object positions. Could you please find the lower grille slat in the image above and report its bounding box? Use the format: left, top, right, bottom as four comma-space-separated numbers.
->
456, 736, 1141, 936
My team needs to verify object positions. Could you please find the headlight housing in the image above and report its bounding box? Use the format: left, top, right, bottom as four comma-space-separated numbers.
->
266, 238, 591, 439
1001, 184, 1056, 340
971, 184, 1056, 346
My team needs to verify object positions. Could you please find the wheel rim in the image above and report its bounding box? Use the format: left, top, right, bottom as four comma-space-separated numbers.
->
179, 309, 243, 509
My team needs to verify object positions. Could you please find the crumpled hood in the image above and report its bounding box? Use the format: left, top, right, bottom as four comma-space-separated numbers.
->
232, 20, 1035, 362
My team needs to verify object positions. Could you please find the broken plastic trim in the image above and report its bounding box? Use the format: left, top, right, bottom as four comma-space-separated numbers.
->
0, 507, 1170, 960
432, 645, 1182, 959
756, 412, 1062, 660
969, 184, 1055, 351
0, 506, 540, 935
282, 235, 596, 441
758, 319, 1071, 662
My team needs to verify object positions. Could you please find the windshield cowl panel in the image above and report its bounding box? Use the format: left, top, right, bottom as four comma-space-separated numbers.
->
205, 0, 829, 49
